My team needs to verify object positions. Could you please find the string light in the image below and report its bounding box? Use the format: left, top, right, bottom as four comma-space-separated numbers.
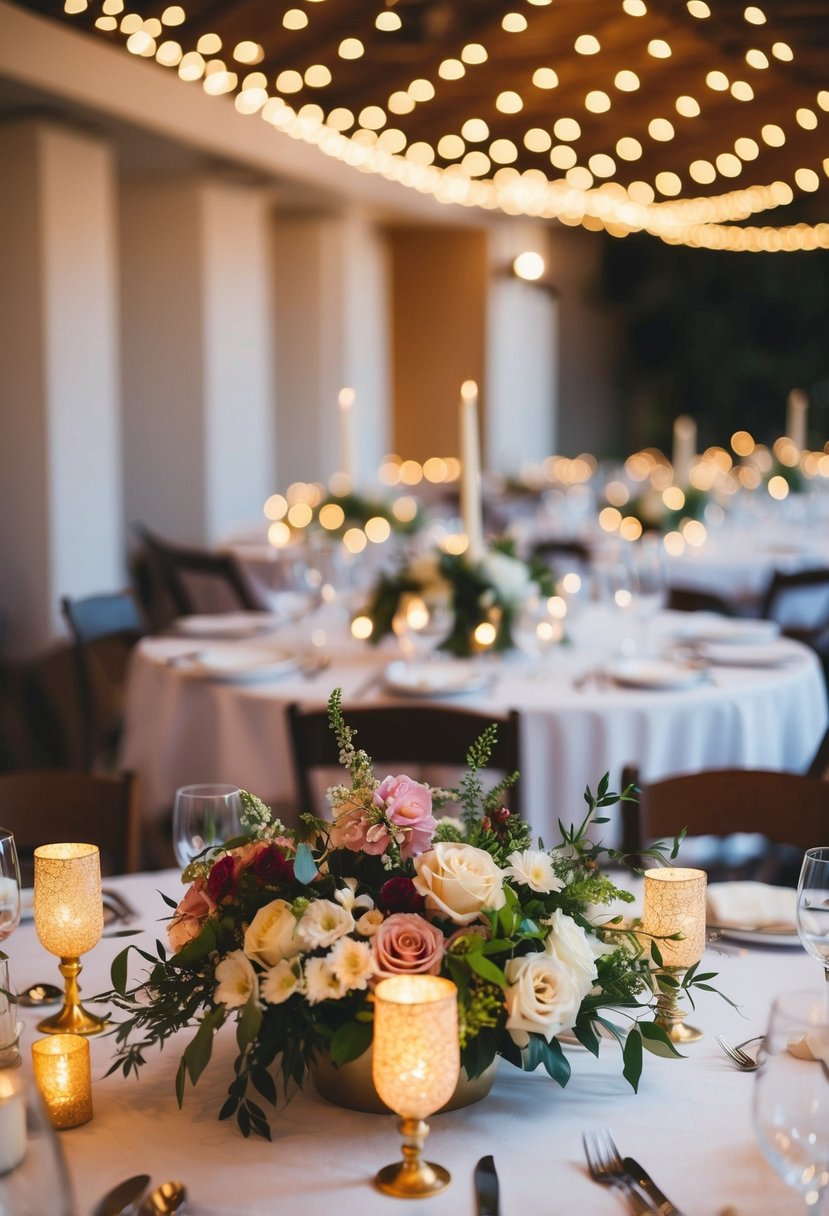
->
67, 0, 828, 251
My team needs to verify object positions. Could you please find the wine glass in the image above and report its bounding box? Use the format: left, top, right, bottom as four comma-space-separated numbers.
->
392, 595, 452, 662
513, 593, 565, 676
172, 784, 242, 869
797, 847, 829, 982
0, 829, 21, 945
0, 1071, 75, 1215
753, 990, 829, 1212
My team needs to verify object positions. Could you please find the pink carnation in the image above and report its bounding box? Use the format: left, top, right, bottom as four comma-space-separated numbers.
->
168, 878, 217, 953
373, 775, 437, 860
372, 912, 445, 980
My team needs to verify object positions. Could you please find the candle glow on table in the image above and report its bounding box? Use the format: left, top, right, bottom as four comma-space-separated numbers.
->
372, 975, 460, 1198
338, 387, 356, 487
786, 388, 808, 453
459, 379, 483, 562
31, 1034, 93, 1129
0, 1068, 26, 1174
671, 415, 697, 487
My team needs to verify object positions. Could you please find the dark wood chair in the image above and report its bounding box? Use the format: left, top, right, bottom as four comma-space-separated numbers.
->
61, 591, 146, 771
530, 538, 592, 566
760, 566, 829, 651
0, 770, 140, 882
133, 523, 261, 617
666, 586, 736, 616
620, 764, 829, 883
287, 703, 522, 818
806, 726, 829, 780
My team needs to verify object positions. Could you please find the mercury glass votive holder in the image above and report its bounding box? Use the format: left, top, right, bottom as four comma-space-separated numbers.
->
31, 1034, 93, 1129
641, 866, 707, 1042
33, 843, 106, 1035
372, 975, 460, 1198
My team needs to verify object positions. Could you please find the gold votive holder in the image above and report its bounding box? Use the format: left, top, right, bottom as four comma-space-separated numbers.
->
0, 1068, 27, 1173
32, 1034, 93, 1129
641, 866, 707, 1043
372, 975, 460, 1198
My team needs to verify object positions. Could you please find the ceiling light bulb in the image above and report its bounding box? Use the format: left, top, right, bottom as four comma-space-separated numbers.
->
615, 70, 640, 91
496, 91, 523, 114
553, 117, 581, 141
575, 34, 600, 54
585, 91, 611, 113
647, 39, 672, 58
532, 67, 558, 89
744, 6, 766, 23
513, 251, 545, 280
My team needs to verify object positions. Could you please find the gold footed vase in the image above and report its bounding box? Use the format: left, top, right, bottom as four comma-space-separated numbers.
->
310, 1048, 498, 1115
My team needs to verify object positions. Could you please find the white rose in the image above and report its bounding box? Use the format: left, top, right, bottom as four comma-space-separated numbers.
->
214, 950, 258, 1009
296, 899, 354, 949
543, 909, 599, 992
413, 842, 506, 925
504, 951, 583, 1046
478, 551, 536, 605
244, 899, 301, 968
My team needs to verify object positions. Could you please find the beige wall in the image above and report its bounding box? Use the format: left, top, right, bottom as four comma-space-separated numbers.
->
389, 227, 488, 462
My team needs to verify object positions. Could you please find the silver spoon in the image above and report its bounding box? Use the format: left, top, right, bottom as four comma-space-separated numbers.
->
139, 1182, 187, 1215
17, 982, 63, 1007
92, 1174, 151, 1216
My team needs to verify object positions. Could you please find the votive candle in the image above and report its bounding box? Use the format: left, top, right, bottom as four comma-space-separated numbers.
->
641, 867, 707, 969
372, 975, 460, 1119
0, 1068, 26, 1174
31, 1035, 93, 1129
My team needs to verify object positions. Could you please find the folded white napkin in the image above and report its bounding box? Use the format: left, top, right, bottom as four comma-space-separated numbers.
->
706, 881, 797, 931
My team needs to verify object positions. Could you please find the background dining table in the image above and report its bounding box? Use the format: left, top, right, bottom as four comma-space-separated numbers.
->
6, 869, 817, 1215
119, 604, 829, 856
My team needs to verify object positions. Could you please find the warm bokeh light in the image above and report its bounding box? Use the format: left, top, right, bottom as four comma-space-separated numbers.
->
731, 430, 755, 457
662, 486, 685, 510
474, 621, 497, 647
267, 521, 291, 548
365, 516, 392, 543
350, 615, 373, 640
767, 475, 790, 500
599, 506, 622, 532
319, 503, 345, 530
343, 527, 368, 553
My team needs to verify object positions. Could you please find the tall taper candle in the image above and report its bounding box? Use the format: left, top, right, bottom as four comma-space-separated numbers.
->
338, 387, 356, 488
672, 415, 696, 486
459, 380, 483, 561
786, 388, 808, 453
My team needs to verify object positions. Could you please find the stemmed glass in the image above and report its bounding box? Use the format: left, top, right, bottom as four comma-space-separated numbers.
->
172, 784, 242, 869
513, 593, 565, 677
0, 828, 21, 945
753, 990, 829, 1212
392, 595, 452, 662
797, 847, 829, 983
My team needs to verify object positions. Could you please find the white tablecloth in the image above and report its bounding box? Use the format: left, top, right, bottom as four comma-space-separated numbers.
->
119, 607, 828, 858
6, 871, 817, 1215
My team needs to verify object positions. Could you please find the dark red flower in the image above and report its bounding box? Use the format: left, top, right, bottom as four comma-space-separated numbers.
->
207, 854, 236, 902
250, 844, 294, 886
379, 876, 425, 915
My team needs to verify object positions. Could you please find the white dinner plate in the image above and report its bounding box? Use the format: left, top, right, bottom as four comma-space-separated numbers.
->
172, 613, 281, 640
712, 925, 800, 948
675, 617, 781, 646
187, 645, 300, 683
383, 659, 491, 698
605, 658, 706, 691
695, 642, 796, 668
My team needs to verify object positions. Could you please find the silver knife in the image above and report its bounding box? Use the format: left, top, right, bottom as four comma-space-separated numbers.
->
623, 1156, 687, 1216
474, 1155, 500, 1216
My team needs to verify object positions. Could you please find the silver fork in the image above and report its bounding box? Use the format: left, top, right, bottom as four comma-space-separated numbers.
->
715, 1034, 762, 1071
583, 1129, 656, 1213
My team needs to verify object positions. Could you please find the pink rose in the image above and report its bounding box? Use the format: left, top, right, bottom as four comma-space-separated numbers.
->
168, 878, 217, 953
330, 804, 390, 855
372, 912, 445, 979
373, 775, 436, 860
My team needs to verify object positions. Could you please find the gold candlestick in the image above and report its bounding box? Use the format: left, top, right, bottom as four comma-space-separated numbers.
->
641, 867, 707, 1043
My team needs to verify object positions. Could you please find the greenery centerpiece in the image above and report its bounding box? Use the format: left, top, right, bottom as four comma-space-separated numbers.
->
101, 691, 715, 1140
363, 538, 557, 657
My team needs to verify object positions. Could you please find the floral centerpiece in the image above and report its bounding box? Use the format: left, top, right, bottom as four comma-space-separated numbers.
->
102, 690, 711, 1140
364, 538, 557, 656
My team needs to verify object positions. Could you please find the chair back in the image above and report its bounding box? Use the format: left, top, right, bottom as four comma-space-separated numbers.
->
806, 726, 829, 780
666, 586, 736, 616
761, 567, 829, 643
621, 764, 829, 881
0, 770, 140, 882
287, 703, 522, 818
61, 592, 145, 771
133, 524, 261, 616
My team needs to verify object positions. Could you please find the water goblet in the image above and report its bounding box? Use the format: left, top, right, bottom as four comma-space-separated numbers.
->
513, 593, 565, 677
172, 784, 242, 870
392, 595, 452, 662
0, 829, 21, 945
752, 990, 829, 1212
797, 847, 829, 983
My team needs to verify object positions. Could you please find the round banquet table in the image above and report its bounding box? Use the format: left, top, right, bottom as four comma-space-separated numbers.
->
5, 869, 817, 1215
119, 605, 828, 858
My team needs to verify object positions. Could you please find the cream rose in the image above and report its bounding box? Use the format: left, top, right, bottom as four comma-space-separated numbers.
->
543, 909, 599, 991
413, 842, 506, 926
504, 951, 583, 1046
244, 899, 301, 968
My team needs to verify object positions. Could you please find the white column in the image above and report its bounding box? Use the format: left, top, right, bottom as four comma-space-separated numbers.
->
272, 210, 390, 489
120, 175, 276, 545
485, 222, 557, 474
0, 119, 121, 656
